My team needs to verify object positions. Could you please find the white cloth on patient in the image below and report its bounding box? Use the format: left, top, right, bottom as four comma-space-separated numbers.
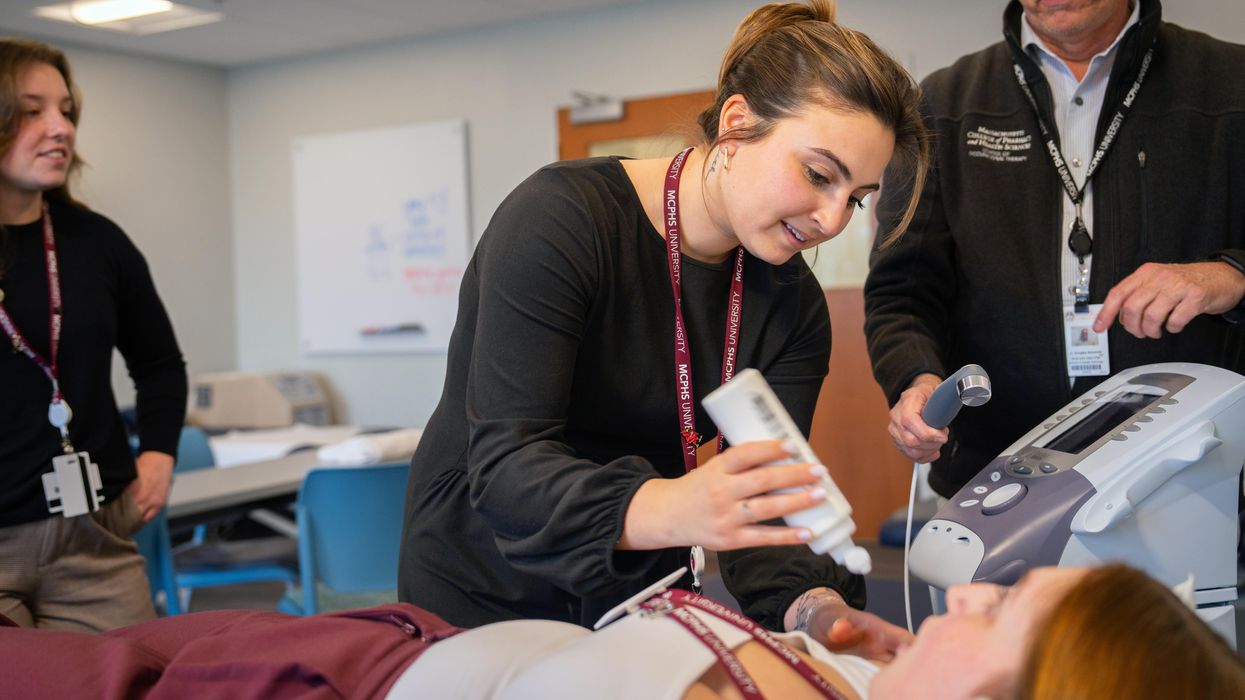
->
315, 428, 423, 465
387, 605, 878, 699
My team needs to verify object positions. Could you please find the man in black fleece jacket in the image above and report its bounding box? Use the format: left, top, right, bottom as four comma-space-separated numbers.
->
865, 0, 1245, 498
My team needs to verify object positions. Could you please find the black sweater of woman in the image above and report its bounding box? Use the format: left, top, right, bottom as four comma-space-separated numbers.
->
0, 199, 186, 526
399, 158, 863, 631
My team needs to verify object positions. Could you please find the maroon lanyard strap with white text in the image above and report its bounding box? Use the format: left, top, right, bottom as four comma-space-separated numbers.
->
0, 203, 64, 395
662, 147, 746, 473
0, 203, 72, 448
642, 589, 848, 700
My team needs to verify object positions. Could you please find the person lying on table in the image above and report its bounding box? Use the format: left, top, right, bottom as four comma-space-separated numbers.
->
3, 563, 1242, 699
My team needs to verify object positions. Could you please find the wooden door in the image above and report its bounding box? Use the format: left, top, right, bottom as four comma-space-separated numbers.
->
558, 90, 715, 160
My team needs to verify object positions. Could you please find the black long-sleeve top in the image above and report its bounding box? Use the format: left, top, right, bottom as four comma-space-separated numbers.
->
399, 158, 863, 631
0, 198, 187, 526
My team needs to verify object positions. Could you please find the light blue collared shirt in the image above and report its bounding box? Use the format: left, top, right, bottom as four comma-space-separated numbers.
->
1020, 1, 1140, 308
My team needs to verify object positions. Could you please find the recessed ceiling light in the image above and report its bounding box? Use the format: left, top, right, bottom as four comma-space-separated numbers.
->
34, 1, 222, 35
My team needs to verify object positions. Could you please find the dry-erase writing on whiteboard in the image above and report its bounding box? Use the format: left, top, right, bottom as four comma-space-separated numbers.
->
360, 323, 425, 336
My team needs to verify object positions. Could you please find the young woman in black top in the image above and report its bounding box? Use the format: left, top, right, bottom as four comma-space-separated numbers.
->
400, 0, 928, 659
0, 39, 187, 632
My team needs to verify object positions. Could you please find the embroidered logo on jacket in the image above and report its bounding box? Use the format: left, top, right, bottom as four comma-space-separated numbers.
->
966, 126, 1032, 163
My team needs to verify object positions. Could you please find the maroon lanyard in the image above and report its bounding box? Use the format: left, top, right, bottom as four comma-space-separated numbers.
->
641, 589, 849, 700
0, 202, 64, 401
663, 147, 746, 473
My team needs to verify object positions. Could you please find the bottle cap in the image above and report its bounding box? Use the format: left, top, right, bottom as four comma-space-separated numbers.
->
844, 546, 872, 575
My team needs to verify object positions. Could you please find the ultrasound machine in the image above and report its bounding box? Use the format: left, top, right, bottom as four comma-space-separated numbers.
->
909, 363, 1245, 646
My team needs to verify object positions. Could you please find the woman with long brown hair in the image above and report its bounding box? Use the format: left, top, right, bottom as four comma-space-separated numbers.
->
398, 0, 929, 657
0, 39, 186, 632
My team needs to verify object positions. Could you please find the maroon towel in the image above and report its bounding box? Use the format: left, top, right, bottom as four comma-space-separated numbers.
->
0, 603, 462, 699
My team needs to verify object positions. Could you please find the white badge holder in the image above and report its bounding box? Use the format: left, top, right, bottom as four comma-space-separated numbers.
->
593, 567, 687, 630
42, 451, 104, 518
1063, 303, 1110, 377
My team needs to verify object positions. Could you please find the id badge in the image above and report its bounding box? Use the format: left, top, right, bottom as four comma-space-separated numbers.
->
42, 451, 104, 518
1063, 304, 1110, 377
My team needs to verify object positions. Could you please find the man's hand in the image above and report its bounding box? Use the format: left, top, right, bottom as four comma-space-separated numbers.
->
785, 587, 914, 662
127, 450, 175, 524
886, 373, 948, 464
1094, 261, 1245, 338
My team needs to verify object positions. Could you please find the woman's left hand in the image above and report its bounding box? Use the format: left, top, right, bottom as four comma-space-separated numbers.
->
127, 451, 175, 524
785, 587, 913, 662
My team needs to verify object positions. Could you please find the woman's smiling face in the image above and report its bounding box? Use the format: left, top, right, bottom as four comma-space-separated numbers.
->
0, 61, 76, 203
716, 98, 894, 266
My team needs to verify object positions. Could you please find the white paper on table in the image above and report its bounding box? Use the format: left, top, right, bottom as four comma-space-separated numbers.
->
316, 428, 423, 466
209, 424, 364, 468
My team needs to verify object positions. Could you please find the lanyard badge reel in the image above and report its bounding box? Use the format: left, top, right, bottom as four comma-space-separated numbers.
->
40, 386, 104, 518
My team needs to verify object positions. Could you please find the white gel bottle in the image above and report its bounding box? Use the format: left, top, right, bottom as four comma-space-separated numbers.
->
703, 368, 871, 575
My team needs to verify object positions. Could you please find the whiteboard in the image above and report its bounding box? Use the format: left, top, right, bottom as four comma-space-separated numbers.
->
292, 120, 469, 355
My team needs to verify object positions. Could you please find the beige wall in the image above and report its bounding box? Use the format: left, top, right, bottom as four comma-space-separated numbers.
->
56, 46, 234, 407
11, 0, 1242, 424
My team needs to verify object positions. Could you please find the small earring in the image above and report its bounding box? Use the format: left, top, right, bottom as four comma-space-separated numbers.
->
722, 148, 731, 171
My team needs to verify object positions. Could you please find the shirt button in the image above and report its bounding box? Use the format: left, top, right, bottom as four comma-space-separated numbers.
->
1071, 157, 1083, 168
1073, 96, 1084, 106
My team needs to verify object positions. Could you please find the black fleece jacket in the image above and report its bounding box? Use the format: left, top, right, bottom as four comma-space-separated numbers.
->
400, 158, 860, 632
865, 0, 1245, 497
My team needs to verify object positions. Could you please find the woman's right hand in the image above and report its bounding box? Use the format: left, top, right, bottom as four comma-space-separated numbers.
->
619, 440, 832, 551
887, 373, 949, 464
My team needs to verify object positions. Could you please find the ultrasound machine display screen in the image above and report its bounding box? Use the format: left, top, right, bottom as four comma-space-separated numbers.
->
1044, 391, 1159, 454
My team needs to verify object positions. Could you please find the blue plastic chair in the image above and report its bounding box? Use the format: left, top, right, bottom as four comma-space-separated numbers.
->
136, 425, 216, 615
134, 510, 181, 613
136, 426, 297, 615
277, 463, 409, 615
175, 425, 216, 473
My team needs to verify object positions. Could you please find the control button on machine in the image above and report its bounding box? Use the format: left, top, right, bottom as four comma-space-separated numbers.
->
982, 482, 1027, 515
959, 499, 980, 508
1007, 456, 1023, 465
1013, 465, 1033, 475
973, 486, 989, 495
1039, 463, 1057, 474
990, 471, 1002, 482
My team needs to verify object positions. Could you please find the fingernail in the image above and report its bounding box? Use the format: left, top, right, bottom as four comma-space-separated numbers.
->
809, 487, 827, 501
797, 529, 812, 541
810, 464, 828, 478
782, 439, 799, 454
